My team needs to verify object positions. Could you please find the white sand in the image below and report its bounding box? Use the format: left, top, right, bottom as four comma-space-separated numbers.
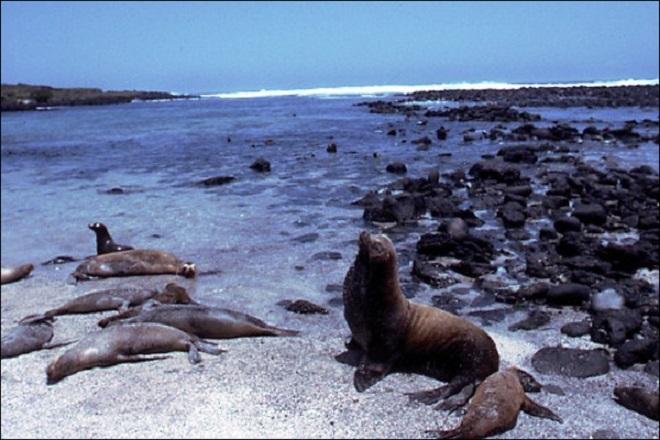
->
2, 274, 658, 439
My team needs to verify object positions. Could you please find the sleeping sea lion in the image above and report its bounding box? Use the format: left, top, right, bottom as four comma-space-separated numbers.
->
427, 367, 563, 439
71, 249, 196, 281
88, 222, 134, 255
1, 316, 73, 359
1, 263, 34, 285
613, 385, 659, 421
46, 323, 224, 384
103, 303, 300, 338
341, 231, 499, 403
43, 282, 195, 318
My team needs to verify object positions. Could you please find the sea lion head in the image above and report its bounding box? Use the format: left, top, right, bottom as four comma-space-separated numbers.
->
180, 263, 197, 278
156, 282, 196, 304
511, 367, 543, 393
46, 354, 76, 385
358, 231, 396, 266
88, 222, 108, 233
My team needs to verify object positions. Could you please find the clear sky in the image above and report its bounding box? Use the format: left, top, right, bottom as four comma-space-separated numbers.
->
1, 1, 658, 94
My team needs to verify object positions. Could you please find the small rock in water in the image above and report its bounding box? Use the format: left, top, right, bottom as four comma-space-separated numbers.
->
326, 143, 337, 153
198, 175, 236, 186
250, 158, 271, 172
292, 233, 320, 243
385, 162, 407, 174
325, 284, 343, 293
311, 251, 342, 261
106, 187, 125, 194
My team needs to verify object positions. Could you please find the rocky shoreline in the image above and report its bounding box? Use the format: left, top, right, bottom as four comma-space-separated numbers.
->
352, 84, 659, 417
0, 83, 198, 112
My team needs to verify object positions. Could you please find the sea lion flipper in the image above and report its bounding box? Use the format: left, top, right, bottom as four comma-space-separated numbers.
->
353, 359, 391, 392
424, 428, 463, 439
407, 376, 473, 405
194, 339, 226, 356
187, 343, 201, 364
434, 383, 476, 412
521, 396, 563, 423
42, 339, 78, 350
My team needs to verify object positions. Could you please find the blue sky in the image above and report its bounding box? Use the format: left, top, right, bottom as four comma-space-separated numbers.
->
1, 1, 658, 93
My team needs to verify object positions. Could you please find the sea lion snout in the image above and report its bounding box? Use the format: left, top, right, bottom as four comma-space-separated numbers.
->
358, 231, 394, 263
180, 263, 197, 278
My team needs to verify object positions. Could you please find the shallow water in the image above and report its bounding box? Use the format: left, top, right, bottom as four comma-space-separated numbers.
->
1, 97, 658, 320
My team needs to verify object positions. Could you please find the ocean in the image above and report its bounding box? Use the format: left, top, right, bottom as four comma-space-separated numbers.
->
1, 86, 659, 320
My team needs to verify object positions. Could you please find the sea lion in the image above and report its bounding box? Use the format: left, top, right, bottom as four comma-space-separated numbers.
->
1, 263, 34, 285
613, 385, 659, 421
341, 231, 499, 402
427, 367, 563, 439
71, 249, 196, 281
46, 323, 225, 384
1, 316, 73, 359
43, 282, 195, 318
88, 222, 134, 255
103, 303, 300, 338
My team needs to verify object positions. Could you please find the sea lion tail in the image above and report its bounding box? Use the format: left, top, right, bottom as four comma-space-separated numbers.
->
522, 396, 563, 423
194, 339, 227, 356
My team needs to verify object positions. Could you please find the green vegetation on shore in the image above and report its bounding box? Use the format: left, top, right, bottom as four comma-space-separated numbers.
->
1, 83, 198, 111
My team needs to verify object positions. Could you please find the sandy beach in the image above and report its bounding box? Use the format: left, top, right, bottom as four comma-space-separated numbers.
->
2, 269, 658, 439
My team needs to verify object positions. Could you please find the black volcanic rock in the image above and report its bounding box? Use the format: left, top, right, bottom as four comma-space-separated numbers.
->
250, 158, 271, 172
386, 162, 407, 174
532, 347, 610, 378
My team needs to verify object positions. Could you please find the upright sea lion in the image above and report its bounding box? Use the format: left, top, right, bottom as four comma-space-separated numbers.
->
42, 282, 195, 318
427, 367, 563, 439
71, 249, 196, 281
103, 303, 300, 338
88, 222, 134, 255
46, 323, 225, 384
613, 385, 659, 421
1, 316, 73, 359
342, 231, 499, 402
1, 263, 34, 285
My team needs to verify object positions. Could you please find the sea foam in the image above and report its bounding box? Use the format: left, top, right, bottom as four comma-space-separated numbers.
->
203, 78, 659, 99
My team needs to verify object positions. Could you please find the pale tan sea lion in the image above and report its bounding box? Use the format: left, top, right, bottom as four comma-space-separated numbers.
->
104, 303, 300, 338
71, 249, 196, 281
427, 367, 562, 438
43, 282, 195, 318
341, 232, 499, 402
46, 323, 224, 384
1, 263, 34, 285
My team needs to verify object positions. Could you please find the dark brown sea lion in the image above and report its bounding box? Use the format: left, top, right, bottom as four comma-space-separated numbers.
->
43, 282, 195, 318
342, 231, 499, 402
1, 263, 34, 285
88, 222, 134, 255
103, 303, 300, 338
46, 323, 224, 384
1, 316, 73, 359
613, 385, 659, 421
427, 367, 563, 439
71, 249, 196, 281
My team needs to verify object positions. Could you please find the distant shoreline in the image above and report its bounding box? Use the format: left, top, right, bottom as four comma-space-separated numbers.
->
0, 83, 199, 112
